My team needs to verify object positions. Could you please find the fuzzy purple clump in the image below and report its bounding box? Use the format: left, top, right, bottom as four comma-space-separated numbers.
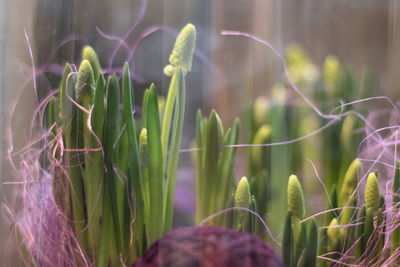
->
132, 226, 282, 267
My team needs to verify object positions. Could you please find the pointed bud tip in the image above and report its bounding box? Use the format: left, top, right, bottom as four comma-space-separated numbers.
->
235, 176, 251, 209
287, 174, 305, 219
365, 172, 380, 212
82, 46, 101, 75
76, 59, 95, 101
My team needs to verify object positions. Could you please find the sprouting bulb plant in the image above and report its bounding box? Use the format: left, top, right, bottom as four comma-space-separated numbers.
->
365, 172, 380, 213
164, 23, 196, 76
287, 175, 306, 220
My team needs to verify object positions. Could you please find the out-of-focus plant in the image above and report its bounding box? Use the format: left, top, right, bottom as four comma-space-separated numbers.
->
238, 44, 398, 266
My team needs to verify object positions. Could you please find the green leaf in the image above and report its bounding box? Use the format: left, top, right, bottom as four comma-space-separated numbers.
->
355, 206, 366, 259
121, 62, 144, 254
218, 118, 240, 214
102, 74, 123, 257
84, 73, 105, 253
317, 228, 328, 267
363, 208, 374, 251
391, 162, 400, 260
195, 109, 204, 222
144, 84, 164, 243
282, 213, 293, 267
163, 68, 186, 233
65, 72, 88, 251
58, 63, 73, 120
295, 222, 307, 265
202, 110, 224, 220
304, 220, 318, 267
92, 73, 105, 139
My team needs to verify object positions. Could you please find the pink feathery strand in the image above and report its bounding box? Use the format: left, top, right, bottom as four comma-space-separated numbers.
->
24, 29, 38, 102
221, 30, 338, 120
107, 0, 148, 70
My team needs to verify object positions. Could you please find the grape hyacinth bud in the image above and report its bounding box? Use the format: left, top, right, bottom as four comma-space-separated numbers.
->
251, 125, 271, 169
82, 45, 101, 80
75, 59, 95, 102
323, 55, 340, 91
164, 23, 196, 76
327, 218, 342, 251
235, 176, 251, 210
365, 172, 380, 213
253, 96, 269, 127
338, 158, 361, 207
287, 175, 305, 220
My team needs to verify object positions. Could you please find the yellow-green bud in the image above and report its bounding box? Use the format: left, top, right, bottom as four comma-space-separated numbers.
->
251, 124, 271, 169
340, 114, 357, 149
327, 218, 343, 251
271, 84, 287, 105
287, 175, 306, 219
163, 65, 175, 76
166, 23, 196, 76
338, 159, 361, 207
253, 96, 269, 127
75, 59, 95, 102
323, 55, 340, 89
82, 45, 101, 80
285, 44, 308, 67
285, 44, 319, 85
365, 172, 380, 212
158, 96, 166, 116
235, 176, 251, 209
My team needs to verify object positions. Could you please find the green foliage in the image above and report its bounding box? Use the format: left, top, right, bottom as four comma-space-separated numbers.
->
44, 24, 196, 266
195, 110, 240, 225
35, 30, 398, 267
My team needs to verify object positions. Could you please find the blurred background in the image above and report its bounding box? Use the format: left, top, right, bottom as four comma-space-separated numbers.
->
1, 0, 400, 263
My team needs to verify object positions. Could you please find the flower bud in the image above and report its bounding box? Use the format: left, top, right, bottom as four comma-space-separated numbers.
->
166, 23, 196, 76
287, 175, 305, 219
